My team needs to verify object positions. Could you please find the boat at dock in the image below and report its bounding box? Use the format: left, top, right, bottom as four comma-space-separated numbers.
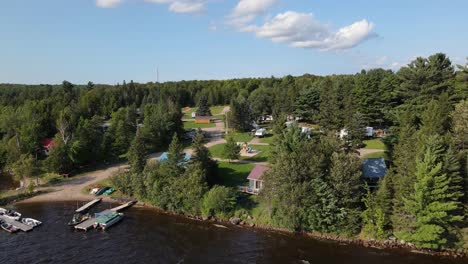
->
1, 220, 19, 233
0, 207, 22, 221
93, 212, 124, 230
68, 213, 90, 226
21, 218, 42, 228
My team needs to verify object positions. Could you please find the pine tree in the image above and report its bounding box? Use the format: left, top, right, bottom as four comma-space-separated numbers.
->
167, 133, 185, 168
223, 135, 240, 162
191, 130, 218, 186
328, 152, 364, 235
293, 85, 320, 122
195, 94, 212, 116
399, 137, 464, 249
318, 78, 341, 131
228, 97, 253, 132
127, 130, 147, 174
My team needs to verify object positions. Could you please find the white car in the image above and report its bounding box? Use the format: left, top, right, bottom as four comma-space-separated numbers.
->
255, 128, 267, 137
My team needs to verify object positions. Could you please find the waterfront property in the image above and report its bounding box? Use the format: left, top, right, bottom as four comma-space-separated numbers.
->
239, 165, 270, 195
362, 158, 387, 186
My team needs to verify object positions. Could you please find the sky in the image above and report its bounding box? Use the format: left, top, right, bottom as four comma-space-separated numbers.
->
0, 0, 467, 84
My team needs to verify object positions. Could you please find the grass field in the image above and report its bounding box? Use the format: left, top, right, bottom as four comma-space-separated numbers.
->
227, 132, 253, 143
259, 134, 275, 144
209, 144, 272, 162
216, 161, 254, 188
182, 105, 227, 118
183, 121, 216, 129
363, 139, 386, 150
362, 151, 386, 159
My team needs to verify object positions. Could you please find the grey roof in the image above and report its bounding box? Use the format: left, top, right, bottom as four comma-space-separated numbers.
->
362, 158, 387, 178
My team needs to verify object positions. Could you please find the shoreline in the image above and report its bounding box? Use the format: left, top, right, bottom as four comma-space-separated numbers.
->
9, 193, 468, 260
119, 200, 468, 259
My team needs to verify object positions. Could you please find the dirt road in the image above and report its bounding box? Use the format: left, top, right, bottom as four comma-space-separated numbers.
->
19, 110, 231, 204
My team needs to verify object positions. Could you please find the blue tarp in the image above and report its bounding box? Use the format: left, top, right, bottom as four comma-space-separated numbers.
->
362, 158, 387, 178
159, 152, 192, 163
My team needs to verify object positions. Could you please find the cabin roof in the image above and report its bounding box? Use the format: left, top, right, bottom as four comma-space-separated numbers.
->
41, 138, 55, 149
247, 165, 270, 181
362, 158, 387, 178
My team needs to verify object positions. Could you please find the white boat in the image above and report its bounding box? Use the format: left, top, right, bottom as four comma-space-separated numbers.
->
0, 208, 21, 221
0, 220, 19, 233
21, 218, 42, 228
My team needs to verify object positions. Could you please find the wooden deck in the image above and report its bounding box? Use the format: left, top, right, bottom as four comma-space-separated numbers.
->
74, 201, 136, 231
238, 186, 259, 195
0, 215, 33, 232
75, 198, 102, 213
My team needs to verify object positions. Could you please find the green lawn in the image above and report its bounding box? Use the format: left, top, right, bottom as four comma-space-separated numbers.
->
216, 161, 254, 188
209, 143, 226, 159
362, 151, 386, 159
209, 144, 272, 162
227, 132, 253, 143
363, 139, 386, 150
242, 145, 272, 162
182, 105, 227, 118
183, 121, 216, 129
259, 134, 275, 144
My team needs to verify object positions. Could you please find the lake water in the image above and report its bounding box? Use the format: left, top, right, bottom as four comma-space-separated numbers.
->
0, 202, 465, 264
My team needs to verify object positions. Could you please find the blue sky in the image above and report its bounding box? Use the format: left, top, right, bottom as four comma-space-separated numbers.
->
0, 0, 467, 84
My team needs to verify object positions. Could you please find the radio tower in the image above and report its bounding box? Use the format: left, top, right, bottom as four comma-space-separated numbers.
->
156, 67, 159, 83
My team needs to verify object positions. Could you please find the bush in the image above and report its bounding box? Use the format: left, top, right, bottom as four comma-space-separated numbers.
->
201, 186, 237, 217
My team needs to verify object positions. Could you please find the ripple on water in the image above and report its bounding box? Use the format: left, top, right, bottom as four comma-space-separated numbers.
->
0, 202, 465, 264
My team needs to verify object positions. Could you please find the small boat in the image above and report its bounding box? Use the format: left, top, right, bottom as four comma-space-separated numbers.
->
95, 187, 111, 196
21, 218, 42, 228
89, 188, 100, 195
103, 188, 115, 196
0, 208, 21, 221
93, 212, 124, 230
1, 221, 19, 233
68, 213, 90, 226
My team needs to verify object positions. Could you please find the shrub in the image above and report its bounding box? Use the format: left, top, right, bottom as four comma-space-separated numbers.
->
201, 186, 237, 217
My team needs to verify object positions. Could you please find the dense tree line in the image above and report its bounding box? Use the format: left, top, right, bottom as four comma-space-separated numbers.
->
0, 53, 466, 250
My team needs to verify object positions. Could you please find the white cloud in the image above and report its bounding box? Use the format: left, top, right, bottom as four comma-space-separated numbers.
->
96, 0, 123, 8
243, 11, 376, 51
228, 0, 277, 25
145, 0, 205, 14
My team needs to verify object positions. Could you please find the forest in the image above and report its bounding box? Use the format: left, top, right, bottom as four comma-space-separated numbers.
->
0, 53, 467, 250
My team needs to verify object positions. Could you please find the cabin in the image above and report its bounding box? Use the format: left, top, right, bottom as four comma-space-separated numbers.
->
239, 165, 270, 195
195, 116, 213, 124
41, 138, 56, 155
362, 158, 387, 186
159, 152, 192, 166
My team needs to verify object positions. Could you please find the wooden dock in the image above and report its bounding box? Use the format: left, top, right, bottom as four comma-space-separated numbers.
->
74, 201, 135, 231
75, 198, 102, 213
0, 215, 33, 232
110, 201, 136, 212
74, 209, 111, 231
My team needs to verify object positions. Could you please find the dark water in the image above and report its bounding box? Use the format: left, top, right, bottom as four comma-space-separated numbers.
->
0, 202, 465, 264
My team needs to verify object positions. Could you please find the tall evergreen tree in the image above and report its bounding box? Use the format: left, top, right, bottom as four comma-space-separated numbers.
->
223, 135, 240, 162
128, 130, 147, 174
195, 94, 212, 116
399, 136, 464, 249
167, 133, 185, 169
